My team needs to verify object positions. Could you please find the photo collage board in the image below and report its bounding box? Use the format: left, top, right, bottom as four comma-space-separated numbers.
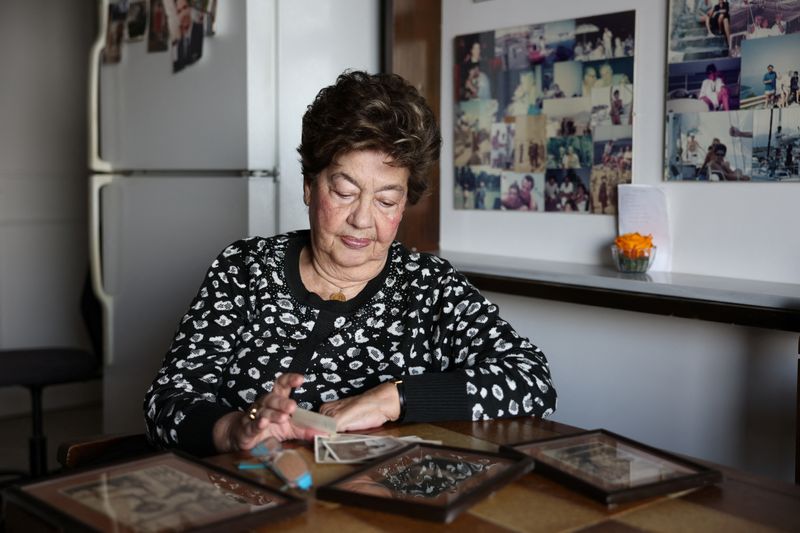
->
453, 11, 635, 215
665, 0, 800, 182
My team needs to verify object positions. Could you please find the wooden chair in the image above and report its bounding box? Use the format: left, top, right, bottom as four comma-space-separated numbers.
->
57, 433, 154, 469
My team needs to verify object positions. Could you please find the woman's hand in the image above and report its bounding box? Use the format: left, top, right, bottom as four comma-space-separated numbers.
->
212, 373, 323, 453
319, 382, 401, 432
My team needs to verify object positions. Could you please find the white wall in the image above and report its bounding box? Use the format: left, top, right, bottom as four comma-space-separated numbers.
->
441, 0, 798, 481
274, 0, 380, 234
0, 0, 101, 418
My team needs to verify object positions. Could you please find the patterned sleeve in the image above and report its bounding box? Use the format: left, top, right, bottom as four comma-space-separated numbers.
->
402, 264, 557, 423
143, 241, 253, 455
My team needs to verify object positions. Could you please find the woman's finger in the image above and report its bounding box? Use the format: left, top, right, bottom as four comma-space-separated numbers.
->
262, 394, 297, 415
270, 372, 304, 398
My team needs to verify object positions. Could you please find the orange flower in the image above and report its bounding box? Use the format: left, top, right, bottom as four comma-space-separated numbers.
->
614, 232, 654, 259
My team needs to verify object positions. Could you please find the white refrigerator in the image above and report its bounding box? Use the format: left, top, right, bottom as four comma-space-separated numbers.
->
88, 0, 379, 434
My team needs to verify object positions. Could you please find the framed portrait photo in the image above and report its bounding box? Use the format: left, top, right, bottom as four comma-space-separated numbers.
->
512, 429, 722, 505
3, 451, 305, 532
316, 443, 533, 523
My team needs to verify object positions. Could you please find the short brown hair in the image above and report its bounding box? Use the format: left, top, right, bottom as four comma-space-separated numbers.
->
298, 70, 441, 205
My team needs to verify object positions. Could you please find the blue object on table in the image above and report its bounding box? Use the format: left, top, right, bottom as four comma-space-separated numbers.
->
237, 438, 313, 491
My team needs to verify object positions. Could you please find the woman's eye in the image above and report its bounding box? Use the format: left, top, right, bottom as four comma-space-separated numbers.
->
378, 199, 396, 208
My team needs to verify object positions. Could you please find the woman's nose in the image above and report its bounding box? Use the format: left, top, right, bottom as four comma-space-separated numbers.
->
347, 197, 373, 228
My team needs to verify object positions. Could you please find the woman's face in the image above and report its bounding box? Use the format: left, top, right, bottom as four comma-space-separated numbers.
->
304, 150, 409, 272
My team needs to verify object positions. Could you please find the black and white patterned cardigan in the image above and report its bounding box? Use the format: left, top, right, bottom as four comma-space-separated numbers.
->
144, 231, 557, 455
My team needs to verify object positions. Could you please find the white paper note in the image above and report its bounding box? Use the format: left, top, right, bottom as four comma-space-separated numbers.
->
617, 184, 672, 272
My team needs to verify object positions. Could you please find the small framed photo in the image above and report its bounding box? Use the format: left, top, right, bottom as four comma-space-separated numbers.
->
512, 429, 722, 505
316, 443, 533, 523
3, 451, 305, 532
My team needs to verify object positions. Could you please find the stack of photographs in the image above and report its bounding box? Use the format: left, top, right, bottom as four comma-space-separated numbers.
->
314, 434, 440, 464
453, 11, 636, 214
665, 0, 800, 182
316, 443, 533, 523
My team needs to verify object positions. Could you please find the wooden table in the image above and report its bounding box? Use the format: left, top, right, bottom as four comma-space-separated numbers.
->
205, 418, 800, 532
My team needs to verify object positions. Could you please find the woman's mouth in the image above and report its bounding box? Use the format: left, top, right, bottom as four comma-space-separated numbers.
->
341, 236, 371, 249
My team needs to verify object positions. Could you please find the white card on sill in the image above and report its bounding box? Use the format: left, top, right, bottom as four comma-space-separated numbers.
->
617, 184, 672, 272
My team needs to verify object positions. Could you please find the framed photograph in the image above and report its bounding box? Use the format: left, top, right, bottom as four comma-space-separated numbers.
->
316, 443, 533, 523
512, 429, 722, 505
3, 451, 305, 532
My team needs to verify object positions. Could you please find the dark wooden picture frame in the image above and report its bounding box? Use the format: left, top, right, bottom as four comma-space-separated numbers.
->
511, 429, 722, 505
316, 442, 533, 523
2, 451, 306, 532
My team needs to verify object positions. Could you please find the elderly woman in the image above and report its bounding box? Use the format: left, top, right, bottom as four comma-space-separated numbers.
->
144, 71, 557, 456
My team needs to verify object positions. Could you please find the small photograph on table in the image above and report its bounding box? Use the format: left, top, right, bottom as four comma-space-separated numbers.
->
543, 97, 592, 137
490, 122, 517, 170
500, 171, 544, 211
591, 84, 633, 127
546, 135, 592, 170
455, 31, 497, 101
739, 32, 800, 110
544, 168, 592, 213
573, 10, 635, 61
454, 99, 499, 167
667, 0, 733, 63
751, 107, 800, 181
666, 58, 741, 115
540, 61, 584, 99
664, 110, 753, 181
496, 68, 543, 119
512, 115, 547, 173
454, 166, 502, 210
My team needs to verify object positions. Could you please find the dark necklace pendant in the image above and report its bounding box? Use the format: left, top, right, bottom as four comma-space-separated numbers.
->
329, 291, 347, 302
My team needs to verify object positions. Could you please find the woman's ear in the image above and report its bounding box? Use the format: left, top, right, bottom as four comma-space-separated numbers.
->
303, 180, 311, 206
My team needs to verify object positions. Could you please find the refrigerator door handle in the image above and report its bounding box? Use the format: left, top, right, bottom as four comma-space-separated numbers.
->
90, 174, 115, 365
89, 0, 112, 173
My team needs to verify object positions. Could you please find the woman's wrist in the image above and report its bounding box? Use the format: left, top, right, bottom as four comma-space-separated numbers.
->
394, 379, 407, 422
377, 381, 403, 421
212, 411, 238, 453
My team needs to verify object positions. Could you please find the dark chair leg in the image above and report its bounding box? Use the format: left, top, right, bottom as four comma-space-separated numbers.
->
28, 385, 47, 477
